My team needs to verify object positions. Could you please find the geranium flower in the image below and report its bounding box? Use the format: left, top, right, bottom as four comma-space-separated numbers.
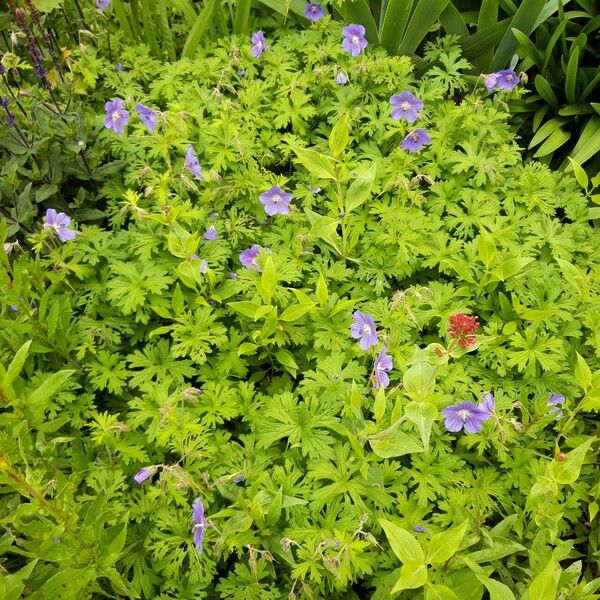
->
336, 71, 348, 85
135, 103, 157, 133
204, 226, 217, 240
251, 31, 267, 58
548, 392, 565, 417
350, 311, 378, 350
342, 24, 367, 57
133, 466, 157, 483
240, 245, 263, 271
305, 2, 325, 21
103, 97, 129, 134
96, 0, 110, 11
260, 185, 293, 216
43, 209, 76, 242
185, 145, 204, 180
192, 498, 207, 553
401, 128, 430, 152
484, 69, 520, 91
442, 401, 491, 434
390, 91, 423, 123
373, 346, 393, 388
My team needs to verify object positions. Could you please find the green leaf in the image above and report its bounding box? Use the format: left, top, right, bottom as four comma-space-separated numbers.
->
369, 430, 424, 458
426, 520, 469, 564
373, 386, 386, 422
260, 255, 277, 302
290, 146, 337, 180
29, 370, 75, 419
405, 401, 437, 451
275, 349, 298, 374
565, 45, 580, 105
403, 362, 435, 400
528, 117, 567, 149
391, 561, 428, 593
380, 0, 414, 54
475, 575, 516, 600
329, 112, 350, 156
549, 438, 594, 485
2, 340, 31, 389
477, 230, 496, 268
575, 352, 592, 391
500, 257, 533, 280
316, 273, 328, 307
490, 0, 546, 71
567, 158, 589, 190
345, 163, 377, 213
280, 302, 315, 322
379, 519, 425, 563
533, 76, 559, 113
425, 583, 458, 600
181, 0, 217, 59
229, 301, 262, 318
569, 117, 600, 167
528, 560, 560, 600
398, 0, 450, 56
534, 127, 570, 158
232, 0, 251, 34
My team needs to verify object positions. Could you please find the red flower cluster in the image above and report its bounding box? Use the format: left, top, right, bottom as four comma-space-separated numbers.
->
447, 313, 479, 348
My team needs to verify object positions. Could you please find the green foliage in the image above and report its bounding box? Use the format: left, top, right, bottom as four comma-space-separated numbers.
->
0, 22, 599, 600
510, 1, 600, 172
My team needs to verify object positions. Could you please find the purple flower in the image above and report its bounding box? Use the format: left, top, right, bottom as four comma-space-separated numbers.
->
204, 225, 217, 240
0, 98, 9, 109
390, 91, 423, 123
116, 62, 124, 72
548, 392, 565, 418
233, 474, 244, 484
43, 208, 76, 242
350, 311, 378, 350
484, 70, 520, 91
191, 254, 208, 273
9, 305, 18, 312
307, 185, 321, 194
239, 244, 262, 271
251, 31, 267, 58
373, 346, 393, 389
442, 401, 491, 434
96, 0, 110, 10
484, 73, 499, 91
305, 2, 325, 21
336, 71, 348, 85
260, 185, 293, 216
412, 524, 426, 533
192, 497, 207, 553
135, 103, 157, 133
133, 466, 157, 483
185, 145, 204, 180
480, 392, 494, 416
5, 113, 15, 127
401, 128, 430, 153
103, 97, 129, 134
342, 24, 367, 57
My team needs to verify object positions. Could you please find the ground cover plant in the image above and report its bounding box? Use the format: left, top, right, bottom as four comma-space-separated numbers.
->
1, 11, 599, 600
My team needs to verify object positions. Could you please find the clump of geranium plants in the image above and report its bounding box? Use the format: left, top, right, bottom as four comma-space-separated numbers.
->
0, 10, 598, 600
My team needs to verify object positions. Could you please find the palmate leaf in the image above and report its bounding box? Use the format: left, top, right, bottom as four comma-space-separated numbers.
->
256, 392, 338, 459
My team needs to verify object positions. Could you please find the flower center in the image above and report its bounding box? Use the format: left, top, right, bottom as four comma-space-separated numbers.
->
506, 74, 514, 81
272, 194, 282, 204
458, 409, 470, 421
361, 324, 372, 336
411, 132, 418, 141
112, 110, 121, 122
352, 35, 359, 44
401, 101, 411, 110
